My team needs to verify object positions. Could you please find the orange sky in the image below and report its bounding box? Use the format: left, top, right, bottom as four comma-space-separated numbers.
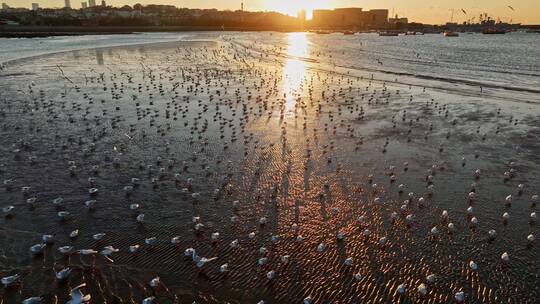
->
3, 0, 539, 24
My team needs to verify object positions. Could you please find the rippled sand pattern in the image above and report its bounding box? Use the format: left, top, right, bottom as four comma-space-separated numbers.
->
0, 34, 539, 303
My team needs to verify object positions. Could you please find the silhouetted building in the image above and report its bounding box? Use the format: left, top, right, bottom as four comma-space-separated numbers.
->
81, 2, 87, 9
389, 15, 408, 26
101, 0, 106, 7
363, 9, 389, 27
64, 0, 71, 9
31, 3, 39, 11
312, 8, 388, 29
297, 9, 306, 22
1, 3, 9, 10
88, 0, 95, 7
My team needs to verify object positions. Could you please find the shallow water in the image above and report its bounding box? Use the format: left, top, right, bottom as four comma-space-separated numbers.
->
0, 32, 539, 303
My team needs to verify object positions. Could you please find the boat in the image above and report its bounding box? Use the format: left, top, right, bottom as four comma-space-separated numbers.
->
482, 29, 506, 34
379, 32, 399, 37
444, 31, 459, 37
342, 31, 355, 35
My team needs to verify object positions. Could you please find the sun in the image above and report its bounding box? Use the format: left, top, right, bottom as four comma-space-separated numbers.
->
264, 0, 331, 19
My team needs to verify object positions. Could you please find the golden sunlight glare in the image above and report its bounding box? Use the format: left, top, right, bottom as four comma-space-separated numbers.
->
264, 0, 331, 19
283, 32, 309, 113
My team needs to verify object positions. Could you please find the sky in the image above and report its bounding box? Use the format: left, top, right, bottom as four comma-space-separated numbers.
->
3, 0, 539, 24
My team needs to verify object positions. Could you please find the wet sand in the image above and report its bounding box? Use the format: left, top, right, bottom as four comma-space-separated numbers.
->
0, 34, 539, 303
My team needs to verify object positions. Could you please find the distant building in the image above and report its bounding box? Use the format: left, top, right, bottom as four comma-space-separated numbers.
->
64, 0, 71, 9
312, 8, 388, 29
389, 14, 408, 26
313, 8, 362, 28
364, 9, 389, 27
101, 0, 106, 7
1, 2, 9, 10
31, 3, 39, 10
297, 9, 306, 22
88, 0, 95, 7
81, 2, 87, 9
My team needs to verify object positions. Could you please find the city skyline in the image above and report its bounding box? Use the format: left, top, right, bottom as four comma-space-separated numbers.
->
1, 0, 539, 24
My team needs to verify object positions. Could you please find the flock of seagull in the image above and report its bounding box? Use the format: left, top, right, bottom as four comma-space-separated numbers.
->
0, 36, 538, 304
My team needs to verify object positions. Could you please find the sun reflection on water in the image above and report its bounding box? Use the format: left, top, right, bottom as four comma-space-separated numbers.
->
283, 32, 309, 113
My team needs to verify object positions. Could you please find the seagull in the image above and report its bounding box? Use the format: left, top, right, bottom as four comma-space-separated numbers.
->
455, 291, 465, 303
145, 237, 157, 246
1, 274, 19, 287
92, 233, 106, 241
84, 199, 96, 209
52, 197, 64, 207
142, 297, 156, 304
129, 245, 141, 253
70, 229, 79, 238
2, 205, 14, 216
58, 246, 74, 255
42, 234, 54, 244
100, 246, 120, 262
58, 211, 70, 221
469, 260, 478, 271
78, 249, 98, 256
220, 263, 229, 272
417, 283, 427, 295
67, 283, 91, 304
194, 256, 218, 268
55, 267, 72, 281
149, 277, 160, 288
30, 243, 47, 256
22, 297, 43, 304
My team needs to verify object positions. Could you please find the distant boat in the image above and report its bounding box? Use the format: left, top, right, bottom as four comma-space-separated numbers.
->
342, 31, 355, 35
379, 32, 399, 37
482, 29, 506, 34
444, 31, 459, 37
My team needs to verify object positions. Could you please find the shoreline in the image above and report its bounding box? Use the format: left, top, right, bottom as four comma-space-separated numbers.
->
0, 31, 134, 38
0, 38, 209, 66
0, 25, 303, 38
